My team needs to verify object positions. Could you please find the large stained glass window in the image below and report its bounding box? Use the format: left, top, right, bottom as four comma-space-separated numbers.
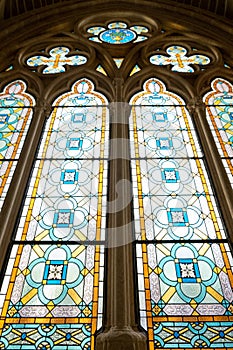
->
0, 78, 109, 349
204, 78, 233, 186
130, 78, 233, 349
0, 80, 35, 211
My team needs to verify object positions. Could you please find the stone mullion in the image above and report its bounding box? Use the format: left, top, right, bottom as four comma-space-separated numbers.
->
96, 86, 147, 348
187, 98, 233, 244
0, 102, 51, 272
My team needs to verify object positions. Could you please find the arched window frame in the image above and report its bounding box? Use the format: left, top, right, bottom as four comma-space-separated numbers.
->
0, 4, 232, 350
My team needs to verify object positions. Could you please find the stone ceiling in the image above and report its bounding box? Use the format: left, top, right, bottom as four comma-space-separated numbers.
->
3, 0, 233, 19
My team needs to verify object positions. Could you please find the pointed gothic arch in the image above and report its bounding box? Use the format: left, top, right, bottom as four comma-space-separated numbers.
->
0, 2, 232, 350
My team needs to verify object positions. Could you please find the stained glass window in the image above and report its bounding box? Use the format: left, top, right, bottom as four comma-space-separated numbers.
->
150, 46, 210, 72
27, 47, 87, 74
0, 78, 109, 349
204, 78, 233, 186
0, 80, 35, 211
130, 78, 233, 349
87, 22, 149, 44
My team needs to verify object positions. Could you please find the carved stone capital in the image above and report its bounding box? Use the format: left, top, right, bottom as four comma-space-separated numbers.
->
187, 96, 206, 114
109, 102, 131, 125
35, 101, 52, 117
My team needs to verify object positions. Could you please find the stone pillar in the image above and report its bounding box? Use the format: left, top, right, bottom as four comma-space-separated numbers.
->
0, 0, 6, 19
187, 97, 233, 242
96, 98, 147, 349
0, 103, 51, 272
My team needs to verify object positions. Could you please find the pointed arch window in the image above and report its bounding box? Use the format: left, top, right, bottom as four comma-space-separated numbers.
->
0, 80, 35, 211
130, 78, 233, 349
0, 10, 232, 349
0, 78, 108, 349
204, 78, 233, 186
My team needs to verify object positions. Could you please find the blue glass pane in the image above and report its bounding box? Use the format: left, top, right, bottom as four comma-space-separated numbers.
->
100, 28, 136, 44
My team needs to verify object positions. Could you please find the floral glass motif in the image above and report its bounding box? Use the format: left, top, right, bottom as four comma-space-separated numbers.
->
27, 46, 87, 74
130, 78, 233, 350
0, 79, 108, 349
87, 21, 149, 44
0, 80, 35, 211
204, 78, 233, 186
150, 46, 210, 72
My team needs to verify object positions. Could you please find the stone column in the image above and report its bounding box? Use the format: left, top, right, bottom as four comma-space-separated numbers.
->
0, 103, 51, 272
96, 80, 147, 349
187, 97, 233, 242
0, 0, 6, 19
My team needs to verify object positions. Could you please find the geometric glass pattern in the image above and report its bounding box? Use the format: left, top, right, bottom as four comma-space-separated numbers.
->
0, 80, 35, 212
130, 78, 233, 349
150, 46, 210, 72
0, 323, 92, 349
204, 78, 233, 186
167, 208, 189, 226
0, 79, 108, 349
53, 209, 74, 227
43, 260, 68, 285
87, 21, 149, 44
27, 46, 87, 74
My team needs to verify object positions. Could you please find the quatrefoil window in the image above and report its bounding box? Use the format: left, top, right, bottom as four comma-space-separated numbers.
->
26, 46, 87, 74
87, 21, 149, 44
150, 45, 210, 72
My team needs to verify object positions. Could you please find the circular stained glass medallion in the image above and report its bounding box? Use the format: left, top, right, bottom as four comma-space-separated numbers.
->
100, 28, 136, 44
